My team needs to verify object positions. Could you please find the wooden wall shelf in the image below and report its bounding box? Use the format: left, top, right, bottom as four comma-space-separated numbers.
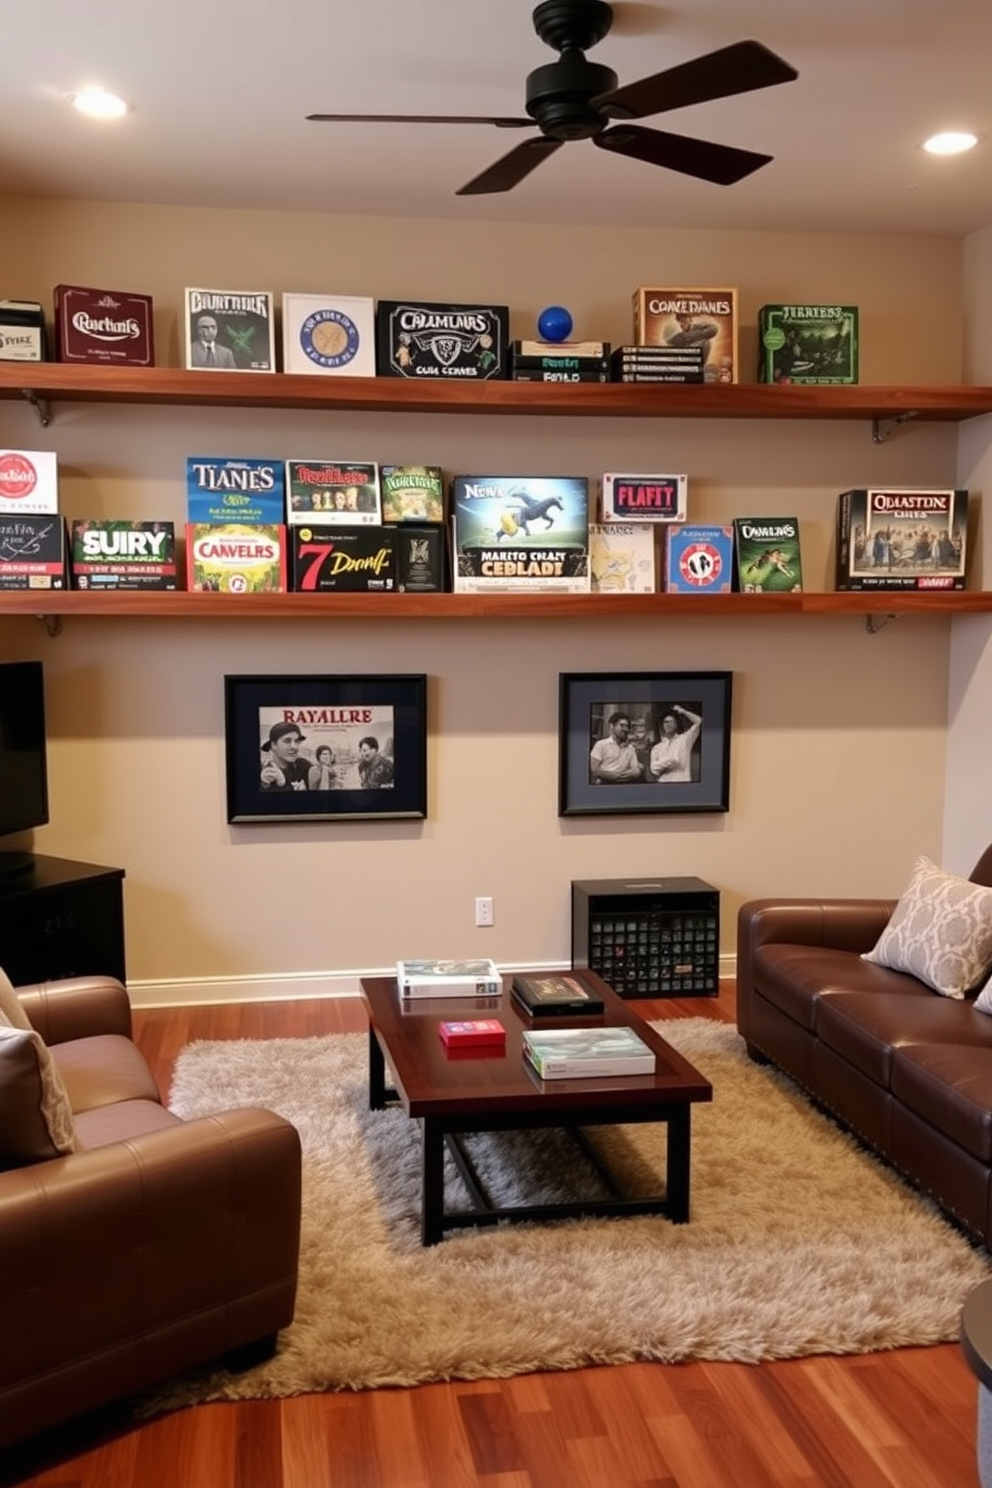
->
3, 363, 992, 424
4, 591, 990, 621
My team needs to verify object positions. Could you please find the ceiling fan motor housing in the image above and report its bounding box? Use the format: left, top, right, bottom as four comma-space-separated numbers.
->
525, 53, 619, 139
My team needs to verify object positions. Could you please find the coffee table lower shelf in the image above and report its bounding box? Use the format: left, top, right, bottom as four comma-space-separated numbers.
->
431, 1106, 692, 1246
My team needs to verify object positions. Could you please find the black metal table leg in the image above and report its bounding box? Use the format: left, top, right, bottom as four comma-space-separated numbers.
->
421, 1117, 447, 1245
368, 1026, 387, 1110
666, 1105, 691, 1222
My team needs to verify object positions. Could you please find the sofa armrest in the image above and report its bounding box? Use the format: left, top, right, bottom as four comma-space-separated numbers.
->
0, 1107, 301, 1433
16, 975, 132, 1045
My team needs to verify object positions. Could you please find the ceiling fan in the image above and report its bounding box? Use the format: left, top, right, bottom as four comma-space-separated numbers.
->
307, 0, 798, 195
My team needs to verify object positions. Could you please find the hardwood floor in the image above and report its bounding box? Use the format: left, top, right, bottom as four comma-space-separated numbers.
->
3, 987, 982, 1488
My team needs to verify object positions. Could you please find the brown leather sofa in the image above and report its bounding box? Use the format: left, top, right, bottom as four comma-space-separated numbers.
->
736, 845, 992, 1248
0, 974, 302, 1450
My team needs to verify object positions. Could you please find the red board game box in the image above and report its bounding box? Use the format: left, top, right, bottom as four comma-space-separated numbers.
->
439, 1019, 506, 1049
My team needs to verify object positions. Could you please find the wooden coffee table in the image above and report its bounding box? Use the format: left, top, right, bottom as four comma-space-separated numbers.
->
360, 969, 713, 1245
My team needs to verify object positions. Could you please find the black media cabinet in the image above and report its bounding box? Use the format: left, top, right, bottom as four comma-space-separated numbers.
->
571, 876, 720, 998
0, 855, 126, 986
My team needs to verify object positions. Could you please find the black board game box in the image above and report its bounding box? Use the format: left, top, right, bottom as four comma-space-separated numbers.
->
71, 520, 177, 589
758, 304, 858, 384
610, 345, 705, 383
0, 514, 65, 588
394, 526, 445, 592
732, 516, 803, 592
835, 488, 969, 590
55, 284, 155, 366
290, 526, 397, 592
376, 301, 509, 380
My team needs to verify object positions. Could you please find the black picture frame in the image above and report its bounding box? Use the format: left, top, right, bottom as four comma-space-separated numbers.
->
558, 671, 732, 816
224, 673, 427, 823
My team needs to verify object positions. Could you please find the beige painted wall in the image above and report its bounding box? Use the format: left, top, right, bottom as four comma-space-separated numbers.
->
0, 198, 974, 997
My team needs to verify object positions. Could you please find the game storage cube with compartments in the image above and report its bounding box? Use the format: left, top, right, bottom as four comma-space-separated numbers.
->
571, 877, 720, 998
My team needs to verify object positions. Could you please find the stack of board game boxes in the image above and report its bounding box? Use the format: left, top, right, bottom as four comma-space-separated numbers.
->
185, 458, 447, 594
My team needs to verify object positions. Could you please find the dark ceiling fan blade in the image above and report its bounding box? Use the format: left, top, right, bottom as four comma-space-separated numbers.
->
594, 39, 798, 121
456, 137, 563, 195
595, 124, 772, 185
306, 113, 533, 129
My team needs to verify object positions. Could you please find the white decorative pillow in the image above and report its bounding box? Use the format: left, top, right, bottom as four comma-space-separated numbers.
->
862, 855, 992, 999
0, 1022, 77, 1166
0, 964, 32, 1030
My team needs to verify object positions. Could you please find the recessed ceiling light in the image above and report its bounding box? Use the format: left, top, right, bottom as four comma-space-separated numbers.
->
922, 130, 979, 156
69, 87, 129, 120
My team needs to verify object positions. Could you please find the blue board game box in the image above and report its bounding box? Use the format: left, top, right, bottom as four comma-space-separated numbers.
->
664, 525, 734, 593
186, 457, 285, 525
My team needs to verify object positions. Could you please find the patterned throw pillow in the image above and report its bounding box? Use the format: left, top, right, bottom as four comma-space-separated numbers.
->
862, 855, 992, 999
0, 1017, 77, 1167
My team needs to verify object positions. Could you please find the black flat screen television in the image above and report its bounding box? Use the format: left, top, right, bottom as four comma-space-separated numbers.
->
0, 659, 49, 875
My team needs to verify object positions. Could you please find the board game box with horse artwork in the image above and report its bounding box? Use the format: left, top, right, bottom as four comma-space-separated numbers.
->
450, 475, 590, 593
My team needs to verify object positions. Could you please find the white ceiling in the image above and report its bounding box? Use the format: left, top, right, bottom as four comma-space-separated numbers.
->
4, 0, 992, 237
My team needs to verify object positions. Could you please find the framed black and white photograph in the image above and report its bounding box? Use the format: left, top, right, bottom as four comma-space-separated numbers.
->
224, 674, 427, 823
559, 671, 732, 817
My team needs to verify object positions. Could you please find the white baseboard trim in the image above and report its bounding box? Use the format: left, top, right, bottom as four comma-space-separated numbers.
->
128, 955, 737, 1009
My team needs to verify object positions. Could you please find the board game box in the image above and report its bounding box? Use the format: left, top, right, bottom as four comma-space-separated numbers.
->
733, 516, 803, 592
0, 450, 58, 516
379, 465, 444, 524
664, 525, 734, 593
0, 514, 66, 588
281, 292, 375, 377
0, 299, 46, 361
588, 523, 656, 593
289, 526, 396, 592
610, 345, 705, 383
184, 288, 275, 372
757, 304, 859, 384
632, 286, 738, 383
54, 284, 155, 366
185, 523, 287, 592
70, 520, 177, 590
600, 473, 688, 523
835, 488, 969, 590
451, 475, 589, 593
186, 457, 285, 526
376, 300, 509, 380
394, 526, 445, 592
285, 460, 381, 525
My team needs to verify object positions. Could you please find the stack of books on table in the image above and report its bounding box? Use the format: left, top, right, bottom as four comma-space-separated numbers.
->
395, 958, 501, 999
522, 1026, 656, 1079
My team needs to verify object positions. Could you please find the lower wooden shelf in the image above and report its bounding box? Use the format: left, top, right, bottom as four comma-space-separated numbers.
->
0, 590, 990, 620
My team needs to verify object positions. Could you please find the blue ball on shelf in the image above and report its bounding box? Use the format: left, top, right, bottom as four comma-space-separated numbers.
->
537, 305, 573, 343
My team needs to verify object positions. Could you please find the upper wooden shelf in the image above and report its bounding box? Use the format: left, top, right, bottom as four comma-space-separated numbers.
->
3, 364, 992, 423
3, 590, 991, 621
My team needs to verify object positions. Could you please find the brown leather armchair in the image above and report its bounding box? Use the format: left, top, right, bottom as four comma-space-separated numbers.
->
0, 974, 301, 1450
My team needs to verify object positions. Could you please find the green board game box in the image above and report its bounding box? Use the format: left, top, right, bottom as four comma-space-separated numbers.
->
757, 304, 858, 385
733, 516, 803, 592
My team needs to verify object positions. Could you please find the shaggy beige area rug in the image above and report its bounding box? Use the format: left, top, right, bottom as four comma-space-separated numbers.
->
149, 1016, 989, 1408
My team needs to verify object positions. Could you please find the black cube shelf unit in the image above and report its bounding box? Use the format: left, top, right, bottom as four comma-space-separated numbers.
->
571, 876, 720, 999
0, 855, 126, 987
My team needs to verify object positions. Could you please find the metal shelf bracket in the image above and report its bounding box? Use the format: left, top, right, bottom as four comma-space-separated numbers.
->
865, 613, 898, 634
871, 410, 919, 444
37, 614, 62, 638
20, 388, 52, 427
